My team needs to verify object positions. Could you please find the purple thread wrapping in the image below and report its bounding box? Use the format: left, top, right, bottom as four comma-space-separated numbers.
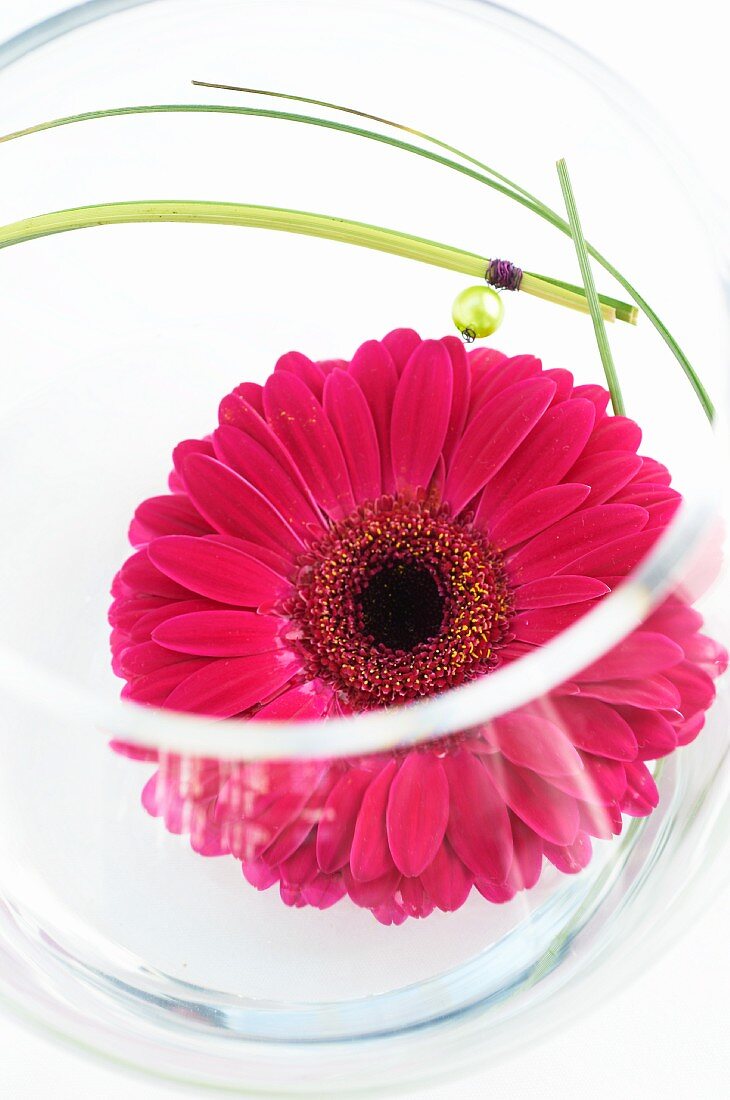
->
486, 259, 523, 292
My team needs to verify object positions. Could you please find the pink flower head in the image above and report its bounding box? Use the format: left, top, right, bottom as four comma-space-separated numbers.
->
110, 331, 726, 924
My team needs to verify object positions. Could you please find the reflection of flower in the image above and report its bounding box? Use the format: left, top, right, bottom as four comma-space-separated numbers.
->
110, 331, 726, 923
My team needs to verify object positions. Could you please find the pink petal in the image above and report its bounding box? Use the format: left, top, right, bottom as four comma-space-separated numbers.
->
682, 633, 729, 675
475, 879, 517, 904
280, 845, 320, 889
551, 697, 638, 761
468, 347, 509, 373
511, 603, 595, 644
382, 327, 421, 373
490, 712, 584, 776
476, 399, 596, 519
129, 597, 228, 643
254, 683, 334, 720
666, 662, 716, 715
445, 377, 555, 516
551, 752, 627, 804
122, 658, 210, 705
581, 415, 642, 455
263, 774, 336, 866
482, 756, 580, 846
301, 874, 347, 910
544, 367, 574, 404
543, 832, 593, 874
130, 494, 211, 545
441, 336, 471, 462
613, 483, 674, 508
349, 760, 398, 881
578, 799, 622, 839
399, 876, 434, 920
182, 453, 303, 557
204, 534, 294, 580
675, 713, 705, 747
572, 384, 610, 418
152, 609, 282, 656
323, 370, 381, 504
385, 752, 449, 877
349, 340, 399, 493
488, 483, 591, 549
419, 841, 473, 912
566, 451, 643, 507
343, 865, 401, 909
514, 575, 609, 610
576, 676, 681, 710
264, 371, 355, 520
212, 425, 323, 539
317, 358, 348, 375
218, 391, 321, 505
119, 549, 191, 599
148, 535, 291, 606
507, 814, 543, 890
633, 457, 671, 485
316, 767, 374, 874
109, 594, 171, 630
391, 340, 453, 493
469, 354, 543, 412
164, 650, 301, 716
171, 437, 215, 482
616, 706, 678, 760
442, 749, 513, 882
275, 350, 325, 399
577, 631, 684, 681
645, 496, 682, 530
620, 760, 659, 815
242, 859, 279, 891
645, 600, 702, 637
506, 504, 648, 584
428, 454, 446, 502
566, 528, 659, 579
217, 760, 324, 824
224, 382, 265, 418
109, 739, 158, 762
118, 640, 191, 678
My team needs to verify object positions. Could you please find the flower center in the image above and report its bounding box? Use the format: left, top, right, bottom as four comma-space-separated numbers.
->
288, 496, 513, 709
359, 562, 444, 652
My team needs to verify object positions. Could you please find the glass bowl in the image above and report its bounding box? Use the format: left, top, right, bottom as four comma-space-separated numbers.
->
0, 0, 727, 1094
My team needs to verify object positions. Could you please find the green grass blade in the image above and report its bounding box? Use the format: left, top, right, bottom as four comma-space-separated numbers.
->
526, 272, 639, 324
190, 82, 713, 420
0, 199, 491, 277
0, 94, 715, 418
557, 159, 624, 416
0, 102, 633, 324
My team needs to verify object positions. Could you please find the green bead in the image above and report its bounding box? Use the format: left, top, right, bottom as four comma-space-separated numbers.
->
452, 284, 504, 340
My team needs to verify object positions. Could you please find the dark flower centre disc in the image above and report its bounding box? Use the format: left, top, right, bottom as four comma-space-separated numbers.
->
289, 495, 513, 709
359, 562, 445, 652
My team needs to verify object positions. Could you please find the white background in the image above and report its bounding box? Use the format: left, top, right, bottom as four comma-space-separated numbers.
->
0, 1, 728, 1097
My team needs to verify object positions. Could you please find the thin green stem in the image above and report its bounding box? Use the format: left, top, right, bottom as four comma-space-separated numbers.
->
0, 91, 715, 417
0, 103, 628, 324
526, 272, 638, 325
557, 159, 625, 416
0, 199, 493, 276
190, 81, 714, 421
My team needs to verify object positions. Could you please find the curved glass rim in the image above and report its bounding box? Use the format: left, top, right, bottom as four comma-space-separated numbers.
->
0, 0, 723, 762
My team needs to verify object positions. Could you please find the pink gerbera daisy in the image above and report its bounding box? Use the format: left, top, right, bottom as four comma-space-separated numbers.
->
110, 330, 726, 924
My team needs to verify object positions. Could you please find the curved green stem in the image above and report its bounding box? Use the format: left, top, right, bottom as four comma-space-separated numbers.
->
0, 95, 714, 418
0, 104, 624, 325
0, 200, 492, 274
557, 159, 624, 416
190, 82, 714, 421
